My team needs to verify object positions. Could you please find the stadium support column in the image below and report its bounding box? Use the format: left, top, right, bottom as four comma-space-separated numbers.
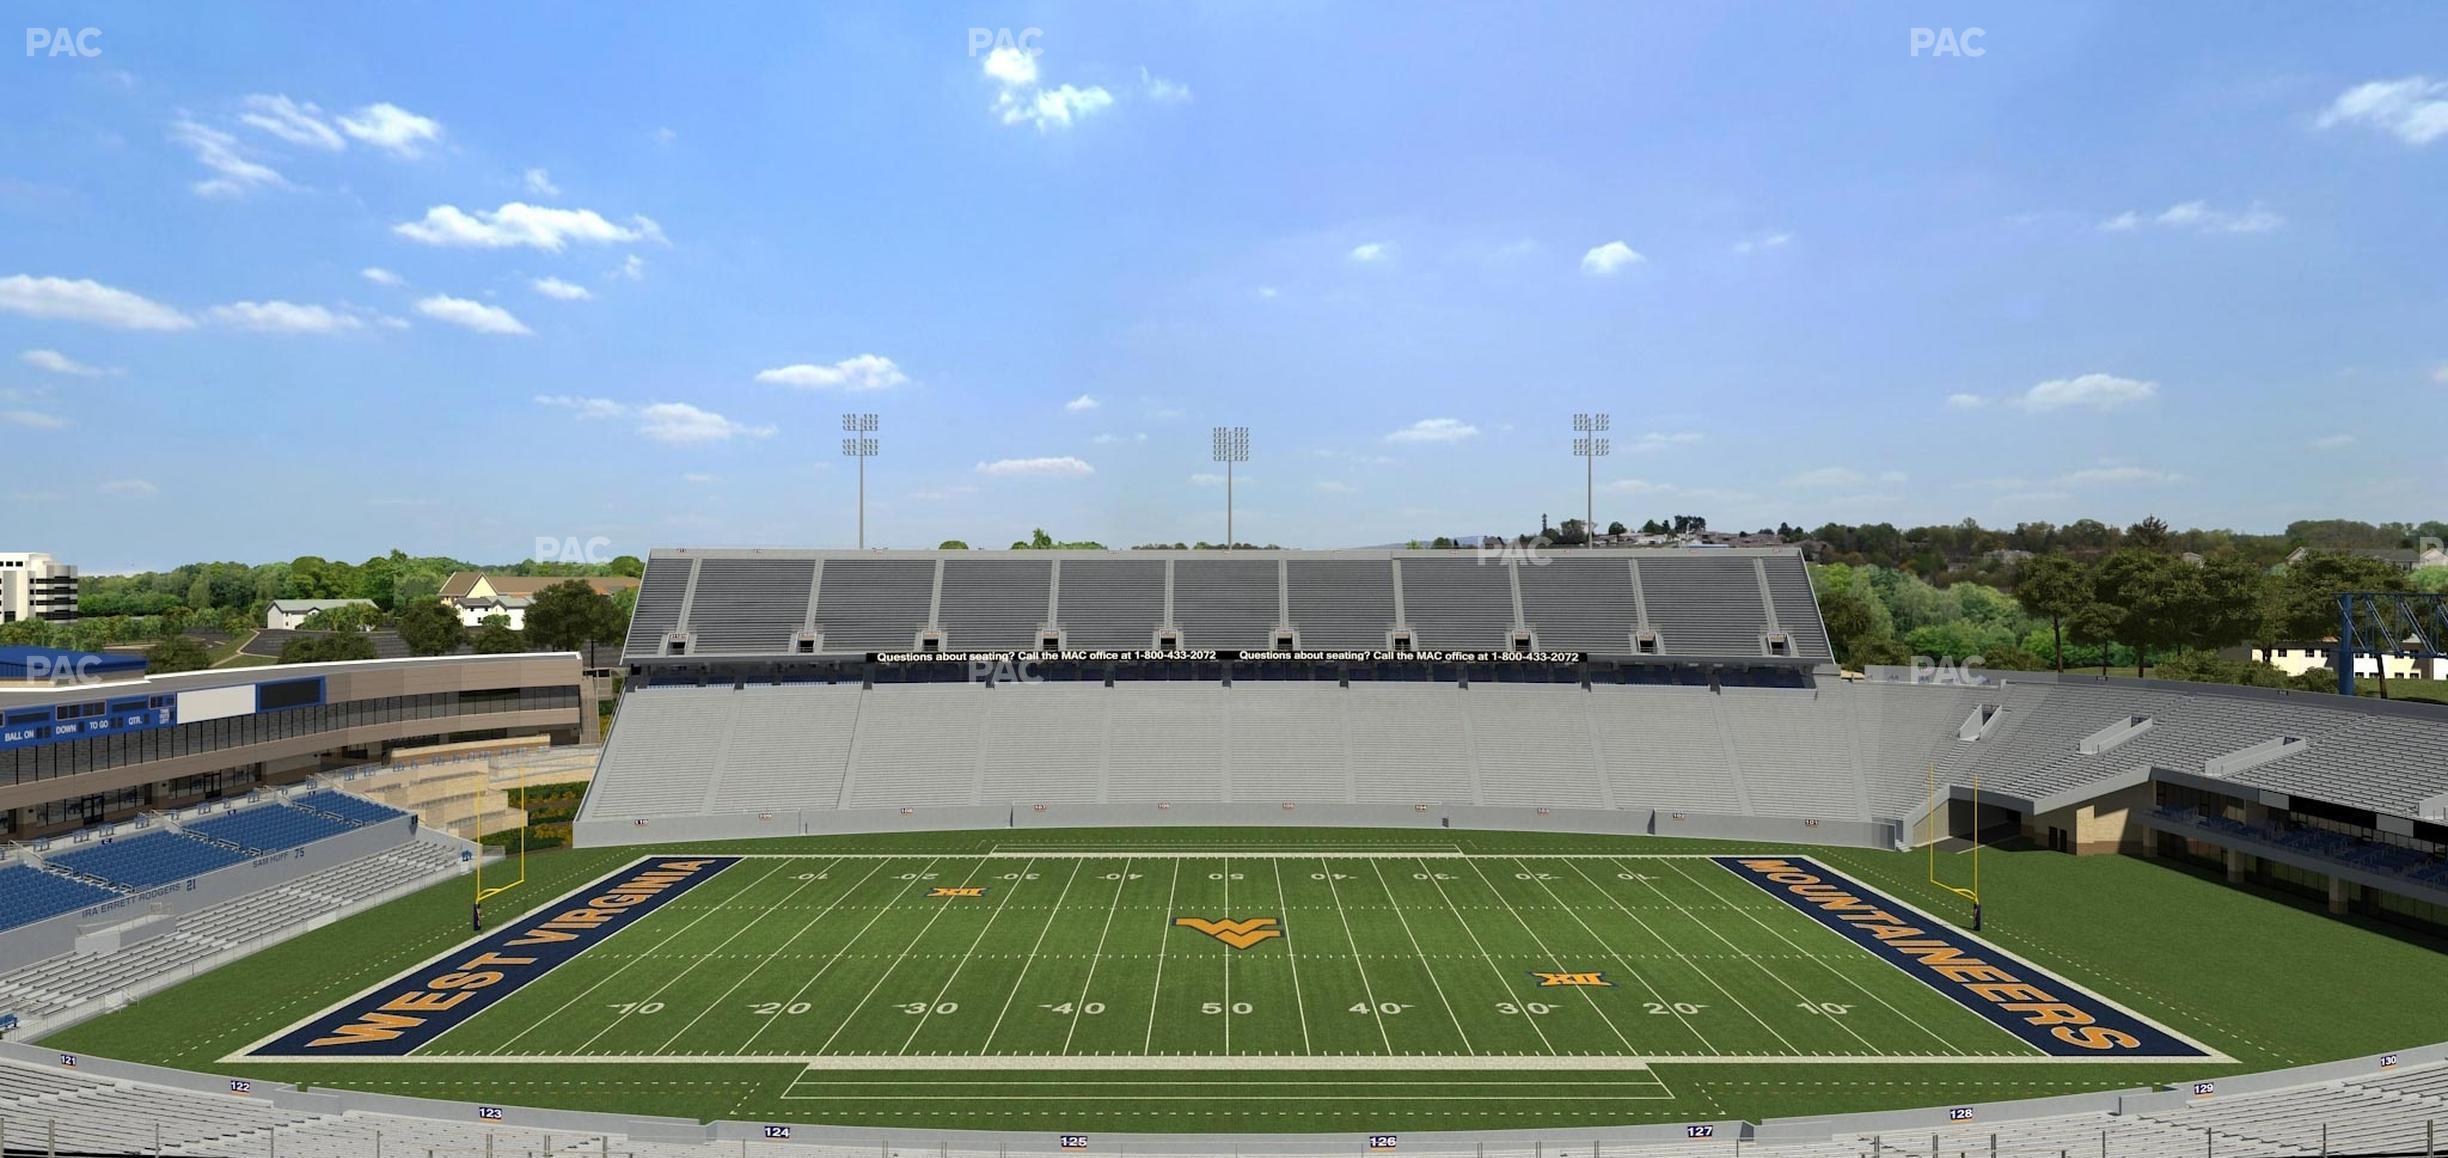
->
2337, 593, 2356, 697
1574, 413, 1609, 547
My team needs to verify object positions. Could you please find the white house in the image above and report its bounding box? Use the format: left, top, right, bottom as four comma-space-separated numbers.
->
265, 598, 380, 630
2255, 641, 2445, 682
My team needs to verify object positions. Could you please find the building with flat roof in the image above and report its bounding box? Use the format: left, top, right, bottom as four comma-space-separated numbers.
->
0, 553, 77, 625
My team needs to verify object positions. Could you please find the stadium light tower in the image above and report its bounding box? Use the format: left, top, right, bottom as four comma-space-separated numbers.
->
1573, 412, 1610, 548
842, 413, 879, 549
1212, 425, 1250, 550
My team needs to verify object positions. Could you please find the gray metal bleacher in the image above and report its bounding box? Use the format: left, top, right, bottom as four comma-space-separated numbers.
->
1285, 558, 1396, 648
1053, 558, 1168, 648
1397, 556, 1518, 650
941, 558, 1054, 649
813, 556, 937, 651
686, 555, 816, 654
1172, 558, 1281, 649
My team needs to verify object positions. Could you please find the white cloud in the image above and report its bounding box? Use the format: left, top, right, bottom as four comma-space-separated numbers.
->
531, 276, 593, 301
976, 456, 1095, 478
336, 102, 443, 157
523, 167, 560, 197
2317, 76, 2448, 146
205, 300, 365, 334
394, 202, 665, 251
1349, 242, 1390, 263
2434, 363, 2448, 385
238, 94, 344, 150
2309, 433, 2356, 450
1000, 84, 1115, 129
20, 349, 110, 376
612, 254, 646, 281
1629, 431, 1703, 451
1255, 286, 1279, 299
2016, 372, 2159, 412
0, 275, 194, 330
2057, 465, 2184, 486
1787, 466, 1867, 488
1188, 472, 1225, 487
99, 479, 158, 497
1315, 480, 1357, 494
534, 394, 626, 419
2101, 201, 2284, 234
637, 401, 773, 444
1732, 231, 1791, 255
1, 409, 68, 430
910, 483, 981, 501
1063, 393, 1099, 412
755, 354, 906, 391
1091, 432, 1147, 445
171, 118, 285, 197
414, 294, 531, 335
360, 267, 404, 287
683, 472, 718, 484
982, 46, 1039, 88
1944, 392, 1990, 410
1385, 418, 1479, 444
1580, 240, 1645, 275
653, 126, 678, 146
1140, 67, 1193, 103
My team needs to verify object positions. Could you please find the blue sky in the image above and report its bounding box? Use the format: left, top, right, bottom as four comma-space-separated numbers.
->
3, 3, 2444, 571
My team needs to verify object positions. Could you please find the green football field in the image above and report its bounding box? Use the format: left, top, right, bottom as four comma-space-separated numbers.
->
44, 827, 2448, 1131
298, 851, 2050, 1065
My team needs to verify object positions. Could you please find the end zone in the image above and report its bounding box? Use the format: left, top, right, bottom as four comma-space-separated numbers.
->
233, 855, 739, 1060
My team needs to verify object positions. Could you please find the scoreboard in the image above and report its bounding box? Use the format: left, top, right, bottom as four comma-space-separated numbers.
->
0, 675, 327, 753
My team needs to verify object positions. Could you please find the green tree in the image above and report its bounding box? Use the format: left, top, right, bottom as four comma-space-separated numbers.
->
938, 540, 971, 550
298, 603, 385, 633
2013, 554, 2090, 672
393, 599, 468, 657
2089, 549, 2198, 677
145, 635, 212, 673
1815, 584, 1890, 667
524, 580, 624, 664
2263, 551, 2409, 644
278, 633, 378, 664
471, 623, 526, 654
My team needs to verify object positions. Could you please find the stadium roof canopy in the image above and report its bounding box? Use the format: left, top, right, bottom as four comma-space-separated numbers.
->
620, 546, 1833, 665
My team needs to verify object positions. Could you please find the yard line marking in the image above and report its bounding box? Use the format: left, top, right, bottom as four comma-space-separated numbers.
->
1466, 857, 1642, 1055
1140, 858, 1183, 1055
1364, 859, 1478, 1055
1222, 855, 1232, 1056
1620, 857, 1883, 1054
816, 855, 993, 1057
900, 858, 1040, 1053
1272, 859, 1315, 1055
488, 858, 794, 1054
1318, 856, 1397, 1055
654, 856, 882, 1054
1517, 858, 1715, 1054
1408, 857, 1560, 1056
1664, 857, 1971, 1054
1557, 858, 1797, 1054
572, 858, 840, 1056
740, 856, 945, 1055
1060, 857, 1132, 1055
981, 858, 1086, 1053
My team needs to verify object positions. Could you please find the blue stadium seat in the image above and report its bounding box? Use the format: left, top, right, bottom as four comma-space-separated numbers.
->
185, 806, 357, 854
47, 830, 251, 890
289, 789, 408, 827
0, 864, 122, 932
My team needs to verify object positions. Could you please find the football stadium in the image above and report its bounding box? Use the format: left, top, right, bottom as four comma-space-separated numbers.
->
7, 547, 2448, 1155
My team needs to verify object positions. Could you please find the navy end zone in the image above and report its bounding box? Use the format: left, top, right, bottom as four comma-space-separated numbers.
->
242, 856, 739, 1058
1713, 857, 2213, 1059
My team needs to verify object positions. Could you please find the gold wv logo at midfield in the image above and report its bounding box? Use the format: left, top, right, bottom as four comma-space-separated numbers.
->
928, 886, 986, 898
1174, 916, 1283, 949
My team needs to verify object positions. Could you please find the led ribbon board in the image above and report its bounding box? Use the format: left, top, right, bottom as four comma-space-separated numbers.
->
245, 856, 739, 1058
1713, 856, 2209, 1058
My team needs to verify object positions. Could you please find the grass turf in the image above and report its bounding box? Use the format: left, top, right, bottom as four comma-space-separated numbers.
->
39, 827, 2448, 1131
